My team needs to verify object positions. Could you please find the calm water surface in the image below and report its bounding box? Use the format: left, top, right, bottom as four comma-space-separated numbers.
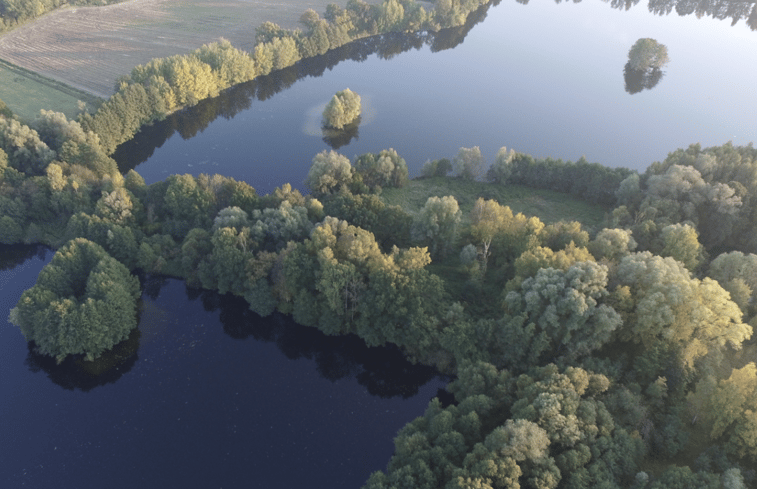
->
116, 0, 757, 195
0, 247, 447, 487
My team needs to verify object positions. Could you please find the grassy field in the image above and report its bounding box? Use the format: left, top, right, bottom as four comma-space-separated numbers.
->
0, 58, 102, 122
0, 0, 380, 109
380, 176, 609, 231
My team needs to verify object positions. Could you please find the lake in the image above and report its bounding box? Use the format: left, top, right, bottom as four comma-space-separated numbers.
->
115, 0, 757, 196
0, 245, 449, 487
2, 0, 757, 486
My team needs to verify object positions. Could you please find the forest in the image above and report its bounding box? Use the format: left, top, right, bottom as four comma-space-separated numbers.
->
2, 0, 757, 487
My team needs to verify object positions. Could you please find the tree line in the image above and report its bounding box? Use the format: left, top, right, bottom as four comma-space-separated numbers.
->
78, 0, 494, 154
115, 11, 494, 173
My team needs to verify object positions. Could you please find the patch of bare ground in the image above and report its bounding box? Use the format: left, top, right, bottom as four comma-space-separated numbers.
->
0, 0, 369, 99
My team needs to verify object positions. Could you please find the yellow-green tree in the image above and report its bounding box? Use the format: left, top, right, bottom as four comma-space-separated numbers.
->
322, 88, 362, 129
613, 252, 752, 368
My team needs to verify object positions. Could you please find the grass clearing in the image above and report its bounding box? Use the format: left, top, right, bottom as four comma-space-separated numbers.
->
0, 59, 101, 122
380, 176, 609, 231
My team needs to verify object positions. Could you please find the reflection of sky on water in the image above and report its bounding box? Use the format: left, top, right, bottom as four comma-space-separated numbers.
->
119, 1, 757, 193
122, 1, 757, 197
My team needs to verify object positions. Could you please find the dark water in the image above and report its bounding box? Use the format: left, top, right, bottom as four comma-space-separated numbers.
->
0, 247, 448, 488
115, 0, 757, 195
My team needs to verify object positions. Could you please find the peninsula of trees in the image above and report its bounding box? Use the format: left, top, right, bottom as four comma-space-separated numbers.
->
2, 0, 757, 487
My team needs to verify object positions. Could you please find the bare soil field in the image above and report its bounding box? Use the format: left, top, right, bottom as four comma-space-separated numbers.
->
0, 0, 366, 100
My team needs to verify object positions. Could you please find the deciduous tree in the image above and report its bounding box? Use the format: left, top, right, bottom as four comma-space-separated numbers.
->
411, 195, 461, 260
322, 88, 362, 129
9, 238, 141, 362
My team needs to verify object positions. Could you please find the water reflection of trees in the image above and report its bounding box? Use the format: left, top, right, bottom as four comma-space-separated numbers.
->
113, 2, 494, 174
24, 328, 140, 392
624, 61, 665, 94
322, 118, 361, 150
521, 0, 756, 29
184, 285, 445, 399
603, 0, 757, 29
0, 244, 48, 270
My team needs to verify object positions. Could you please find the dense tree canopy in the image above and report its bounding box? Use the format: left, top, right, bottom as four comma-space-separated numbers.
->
353, 148, 409, 189
9, 238, 140, 361
5, 124, 757, 487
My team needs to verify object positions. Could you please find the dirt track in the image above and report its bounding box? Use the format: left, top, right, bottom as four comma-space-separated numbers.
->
0, 0, 351, 98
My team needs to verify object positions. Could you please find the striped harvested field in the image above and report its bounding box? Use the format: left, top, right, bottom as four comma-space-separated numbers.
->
0, 0, 355, 99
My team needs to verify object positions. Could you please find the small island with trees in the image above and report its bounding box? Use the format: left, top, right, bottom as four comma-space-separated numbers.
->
322, 88, 362, 130
624, 38, 670, 94
628, 38, 670, 71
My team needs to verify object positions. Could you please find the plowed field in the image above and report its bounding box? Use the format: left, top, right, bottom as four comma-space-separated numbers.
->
0, 0, 350, 99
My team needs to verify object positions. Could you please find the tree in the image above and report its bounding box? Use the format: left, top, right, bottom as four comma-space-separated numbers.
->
95, 187, 137, 226
660, 223, 706, 273
249, 200, 314, 251
628, 38, 670, 71
588, 228, 637, 263
708, 251, 757, 318
0, 97, 12, 118
322, 88, 362, 129
353, 148, 409, 188
613, 252, 752, 368
164, 174, 215, 224
377, 0, 405, 31
468, 198, 515, 275
508, 242, 595, 291
411, 195, 461, 260
486, 146, 516, 183
8, 238, 141, 362
0, 215, 24, 244
505, 261, 622, 360
453, 146, 485, 180
0, 116, 56, 175
212, 206, 250, 232
194, 39, 256, 87
539, 220, 589, 251
304, 150, 353, 195
421, 158, 453, 178
35, 109, 88, 151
